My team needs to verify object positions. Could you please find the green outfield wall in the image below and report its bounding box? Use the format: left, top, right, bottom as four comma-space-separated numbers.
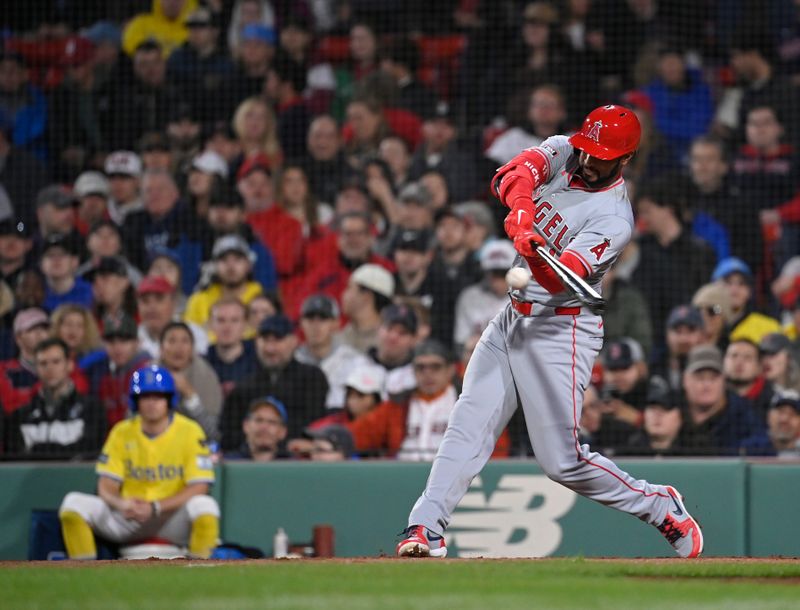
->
1, 460, 798, 560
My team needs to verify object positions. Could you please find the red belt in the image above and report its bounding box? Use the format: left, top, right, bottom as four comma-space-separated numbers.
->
510, 295, 580, 317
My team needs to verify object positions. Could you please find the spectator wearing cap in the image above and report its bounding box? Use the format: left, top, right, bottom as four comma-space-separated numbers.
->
104, 151, 144, 225
305, 365, 387, 430
299, 212, 395, 319
379, 36, 438, 122
73, 172, 110, 236
231, 25, 278, 101
137, 131, 174, 173
83, 313, 151, 427
651, 305, 705, 395
599, 338, 649, 436
408, 100, 480, 203
236, 153, 275, 213
692, 281, 734, 353
206, 181, 277, 292
0, 118, 48, 230
368, 304, 421, 403
167, 6, 234, 124
767, 391, 800, 458
680, 345, 772, 455
47, 37, 105, 181
305, 425, 356, 461
33, 185, 83, 257
0, 308, 50, 414
122, 0, 195, 58
77, 221, 143, 288
453, 201, 497, 261
220, 314, 328, 450
454, 240, 516, 351
85, 256, 137, 322
0, 219, 33, 289
186, 150, 227, 219
393, 229, 434, 298
145, 247, 187, 313
393, 182, 435, 234
296, 294, 370, 410
712, 257, 781, 345
185, 235, 263, 334
123, 168, 211, 294
760, 332, 800, 394
298, 115, 349, 206
348, 339, 510, 460
206, 297, 259, 397
631, 178, 717, 351
338, 262, 395, 354
158, 321, 223, 440
136, 275, 208, 359
107, 40, 186, 150
225, 396, 290, 461
4, 337, 106, 459
264, 56, 312, 160
623, 376, 685, 456
0, 51, 48, 159
723, 339, 775, 423
40, 234, 93, 312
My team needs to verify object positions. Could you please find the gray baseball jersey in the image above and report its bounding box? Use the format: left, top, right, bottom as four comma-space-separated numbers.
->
407, 137, 674, 542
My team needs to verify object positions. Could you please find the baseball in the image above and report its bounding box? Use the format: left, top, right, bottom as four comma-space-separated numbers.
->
505, 267, 531, 290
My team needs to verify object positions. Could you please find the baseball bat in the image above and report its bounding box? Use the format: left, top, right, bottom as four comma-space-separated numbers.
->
533, 243, 606, 315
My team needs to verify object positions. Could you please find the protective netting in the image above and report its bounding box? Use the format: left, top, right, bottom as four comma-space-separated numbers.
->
0, 1, 799, 460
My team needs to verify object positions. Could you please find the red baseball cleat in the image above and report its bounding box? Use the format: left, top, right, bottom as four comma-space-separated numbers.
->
396, 525, 448, 558
656, 486, 704, 558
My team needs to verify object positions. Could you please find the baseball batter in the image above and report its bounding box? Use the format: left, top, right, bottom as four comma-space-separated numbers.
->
59, 365, 220, 559
397, 105, 704, 559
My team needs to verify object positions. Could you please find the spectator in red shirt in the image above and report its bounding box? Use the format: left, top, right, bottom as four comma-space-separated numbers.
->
0, 308, 50, 414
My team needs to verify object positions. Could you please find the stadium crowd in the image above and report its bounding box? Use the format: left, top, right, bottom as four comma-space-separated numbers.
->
1, 0, 800, 463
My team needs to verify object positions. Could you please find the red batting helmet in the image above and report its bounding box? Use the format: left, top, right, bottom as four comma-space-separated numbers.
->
568, 105, 641, 160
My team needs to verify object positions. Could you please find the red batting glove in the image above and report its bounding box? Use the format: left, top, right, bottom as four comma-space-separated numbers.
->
512, 230, 546, 258
503, 204, 534, 240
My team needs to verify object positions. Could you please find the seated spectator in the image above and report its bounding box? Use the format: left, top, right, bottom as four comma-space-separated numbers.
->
84, 314, 151, 428
50, 303, 104, 369
486, 84, 567, 165
624, 376, 684, 456
0, 51, 47, 158
651, 305, 706, 395
600, 263, 653, 358
0, 121, 47, 230
136, 276, 208, 359
392, 229, 434, 299
0, 308, 50, 414
185, 151, 225, 219
691, 281, 733, 352
245, 292, 281, 337
759, 333, 800, 394
347, 339, 507, 460
338, 263, 395, 354
680, 345, 772, 455
454, 201, 496, 257
264, 56, 312, 160
104, 151, 144, 226
76, 221, 142, 287
224, 396, 290, 461
146, 247, 187, 314
295, 294, 369, 410
712, 257, 781, 344
33, 185, 82, 257
220, 314, 328, 450
394, 182, 436, 233
369, 304, 419, 403
298, 114, 349, 206
184, 235, 263, 333
724, 339, 775, 422
454, 240, 516, 351
379, 135, 413, 194
232, 30, 279, 103
306, 365, 386, 429
73, 173, 111, 237
599, 338, 649, 438
206, 182, 277, 292
40, 234, 93, 312
158, 322, 223, 441
0, 218, 33, 290
378, 36, 437, 121
123, 169, 210, 295
4, 338, 105, 459
767, 391, 800, 458
305, 425, 356, 462
58, 365, 219, 559
206, 298, 259, 397
85, 256, 137, 322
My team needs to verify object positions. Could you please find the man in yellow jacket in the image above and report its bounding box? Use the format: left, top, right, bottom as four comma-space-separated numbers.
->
59, 365, 219, 559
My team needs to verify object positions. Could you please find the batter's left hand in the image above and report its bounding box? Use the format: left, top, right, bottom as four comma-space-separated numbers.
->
512, 230, 546, 257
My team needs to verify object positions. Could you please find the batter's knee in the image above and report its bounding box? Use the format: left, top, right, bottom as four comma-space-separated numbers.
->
186, 495, 220, 520
59, 492, 104, 522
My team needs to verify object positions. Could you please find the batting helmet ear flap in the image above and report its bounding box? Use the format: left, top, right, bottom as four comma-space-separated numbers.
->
569, 105, 641, 160
129, 365, 178, 412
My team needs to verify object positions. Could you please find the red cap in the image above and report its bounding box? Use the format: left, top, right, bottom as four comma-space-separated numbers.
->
236, 154, 272, 182
136, 275, 174, 296
61, 37, 95, 67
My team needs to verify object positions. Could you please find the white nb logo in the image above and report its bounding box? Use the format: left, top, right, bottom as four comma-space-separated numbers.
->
448, 474, 576, 558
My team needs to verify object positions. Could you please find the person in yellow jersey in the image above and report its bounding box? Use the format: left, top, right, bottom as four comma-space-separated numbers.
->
58, 364, 219, 559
